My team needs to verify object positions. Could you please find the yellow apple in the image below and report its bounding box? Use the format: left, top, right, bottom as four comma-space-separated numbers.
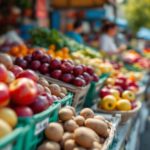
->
117, 99, 131, 111
106, 78, 115, 85
101, 95, 117, 111
110, 89, 120, 100
122, 90, 135, 102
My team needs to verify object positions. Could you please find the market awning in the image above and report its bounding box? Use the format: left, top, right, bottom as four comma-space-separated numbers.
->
137, 28, 150, 40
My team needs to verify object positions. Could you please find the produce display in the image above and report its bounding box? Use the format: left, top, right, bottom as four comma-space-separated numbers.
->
38, 107, 113, 150
14, 50, 99, 87
0, 54, 68, 140
0, 28, 149, 150
30, 28, 96, 52
98, 74, 139, 111
122, 50, 150, 71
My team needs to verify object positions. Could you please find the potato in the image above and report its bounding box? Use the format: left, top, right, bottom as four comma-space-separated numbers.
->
59, 93, 66, 99
59, 108, 74, 121
38, 141, 60, 150
49, 84, 61, 96
92, 141, 102, 149
64, 120, 79, 132
64, 139, 76, 150
80, 108, 94, 119
74, 127, 99, 148
74, 116, 85, 126
61, 87, 67, 95
45, 123, 64, 142
61, 132, 74, 146
73, 147, 86, 150
94, 115, 105, 122
85, 118, 109, 138
65, 106, 76, 116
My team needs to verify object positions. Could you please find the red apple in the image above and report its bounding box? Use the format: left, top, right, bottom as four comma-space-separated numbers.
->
131, 101, 137, 109
14, 106, 33, 117
40, 54, 51, 63
72, 77, 86, 87
115, 79, 127, 90
30, 60, 41, 70
10, 65, 23, 77
50, 69, 62, 79
9, 78, 38, 106
50, 59, 61, 70
61, 73, 74, 83
24, 54, 32, 62
73, 65, 84, 76
127, 80, 139, 89
15, 58, 28, 69
0, 64, 8, 82
92, 73, 99, 82
30, 95, 49, 114
61, 61, 74, 73
83, 72, 92, 85
16, 70, 39, 82
42, 92, 54, 105
85, 66, 94, 75
6, 71, 15, 84
39, 63, 50, 74
0, 83, 10, 107
32, 50, 44, 60
117, 76, 127, 83
99, 88, 110, 98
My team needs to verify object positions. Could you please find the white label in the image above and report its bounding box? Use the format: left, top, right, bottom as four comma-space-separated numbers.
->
2, 145, 12, 150
35, 118, 49, 135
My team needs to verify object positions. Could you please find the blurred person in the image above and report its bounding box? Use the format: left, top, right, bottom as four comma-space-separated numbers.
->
66, 20, 84, 44
100, 22, 123, 54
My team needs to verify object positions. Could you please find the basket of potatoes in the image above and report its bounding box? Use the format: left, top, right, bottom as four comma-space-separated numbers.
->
38, 107, 115, 150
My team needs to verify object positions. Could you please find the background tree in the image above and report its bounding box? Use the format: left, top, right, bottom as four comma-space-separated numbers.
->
124, 0, 150, 33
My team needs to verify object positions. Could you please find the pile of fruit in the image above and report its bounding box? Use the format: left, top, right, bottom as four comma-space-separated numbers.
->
14, 50, 99, 87
122, 50, 150, 70
0, 54, 69, 139
98, 74, 139, 111
38, 107, 113, 150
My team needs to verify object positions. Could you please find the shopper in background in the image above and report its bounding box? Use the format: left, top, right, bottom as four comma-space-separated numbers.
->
100, 22, 120, 54
66, 20, 84, 44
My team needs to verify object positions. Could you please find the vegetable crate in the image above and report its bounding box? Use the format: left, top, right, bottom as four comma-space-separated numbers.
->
55, 92, 73, 108
39, 74, 90, 110
84, 73, 109, 107
18, 103, 60, 150
0, 128, 23, 150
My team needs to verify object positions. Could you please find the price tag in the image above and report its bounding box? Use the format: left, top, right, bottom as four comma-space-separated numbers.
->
35, 118, 49, 135
2, 145, 12, 150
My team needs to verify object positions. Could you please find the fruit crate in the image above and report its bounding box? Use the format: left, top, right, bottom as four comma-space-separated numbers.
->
18, 103, 60, 150
84, 73, 109, 107
38, 74, 90, 110
54, 92, 73, 107
0, 127, 23, 150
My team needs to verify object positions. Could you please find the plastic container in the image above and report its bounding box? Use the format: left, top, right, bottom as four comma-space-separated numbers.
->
84, 73, 109, 107
18, 103, 60, 150
54, 92, 73, 107
0, 127, 23, 150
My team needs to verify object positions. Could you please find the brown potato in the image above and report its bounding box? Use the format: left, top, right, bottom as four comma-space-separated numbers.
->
80, 108, 94, 119
64, 120, 79, 132
59, 108, 74, 122
38, 141, 60, 150
45, 123, 64, 142
74, 116, 85, 126
64, 139, 76, 150
85, 118, 109, 138
74, 127, 99, 148
61, 132, 74, 147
